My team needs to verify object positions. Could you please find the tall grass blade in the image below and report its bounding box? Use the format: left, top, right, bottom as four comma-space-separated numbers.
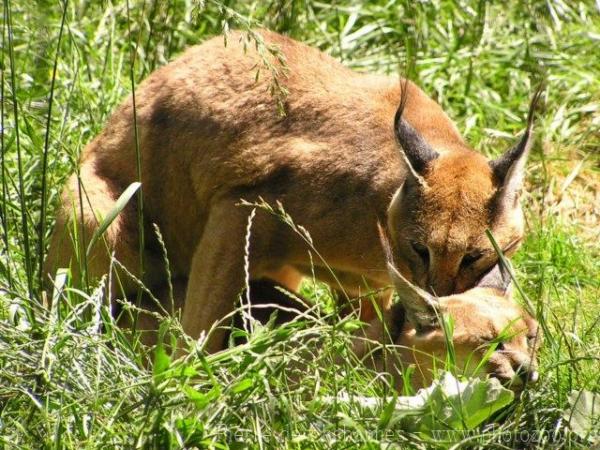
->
38, 0, 68, 288
85, 181, 140, 258
125, 0, 145, 324
0, 0, 12, 288
5, 0, 33, 299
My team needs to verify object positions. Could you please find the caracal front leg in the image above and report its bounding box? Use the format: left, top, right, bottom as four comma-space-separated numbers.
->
182, 200, 264, 353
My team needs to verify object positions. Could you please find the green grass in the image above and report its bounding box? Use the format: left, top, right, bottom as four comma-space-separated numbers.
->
1, 0, 599, 448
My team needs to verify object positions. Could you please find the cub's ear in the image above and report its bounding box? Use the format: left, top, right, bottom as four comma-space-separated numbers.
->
378, 223, 440, 330
475, 260, 513, 295
490, 88, 543, 210
387, 262, 440, 330
394, 81, 439, 184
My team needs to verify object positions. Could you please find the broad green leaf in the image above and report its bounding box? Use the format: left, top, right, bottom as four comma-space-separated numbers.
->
398, 373, 514, 432
319, 372, 514, 436
565, 390, 600, 442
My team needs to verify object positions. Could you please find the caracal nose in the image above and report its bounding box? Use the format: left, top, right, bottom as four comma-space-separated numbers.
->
516, 363, 540, 384
529, 370, 540, 383
429, 277, 456, 296
429, 253, 461, 296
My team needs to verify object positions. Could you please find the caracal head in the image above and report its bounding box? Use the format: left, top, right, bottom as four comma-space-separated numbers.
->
386, 88, 543, 296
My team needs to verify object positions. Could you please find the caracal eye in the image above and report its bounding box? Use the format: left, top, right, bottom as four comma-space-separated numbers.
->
460, 250, 483, 268
410, 241, 430, 265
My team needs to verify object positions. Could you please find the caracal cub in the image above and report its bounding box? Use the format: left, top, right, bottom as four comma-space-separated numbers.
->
355, 234, 541, 391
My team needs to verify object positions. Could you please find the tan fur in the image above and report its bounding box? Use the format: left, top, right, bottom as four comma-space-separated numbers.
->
45, 30, 529, 351
358, 287, 541, 391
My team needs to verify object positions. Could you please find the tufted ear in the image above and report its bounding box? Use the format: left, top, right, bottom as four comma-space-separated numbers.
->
476, 259, 513, 295
378, 223, 440, 330
394, 80, 439, 186
490, 88, 543, 211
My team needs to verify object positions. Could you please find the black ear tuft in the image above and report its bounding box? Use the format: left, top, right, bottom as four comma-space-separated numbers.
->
395, 80, 439, 174
489, 87, 543, 184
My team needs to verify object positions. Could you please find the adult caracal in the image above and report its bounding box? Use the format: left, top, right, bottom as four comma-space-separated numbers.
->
45, 30, 538, 351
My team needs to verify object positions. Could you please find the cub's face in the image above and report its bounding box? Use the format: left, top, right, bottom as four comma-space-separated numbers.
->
393, 289, 541, 391
388, 151, 525, 296
368, 244, 542, 392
